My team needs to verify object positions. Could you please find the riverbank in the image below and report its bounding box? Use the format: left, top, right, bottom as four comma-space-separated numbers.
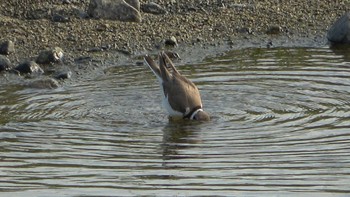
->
0, 0, 348, 84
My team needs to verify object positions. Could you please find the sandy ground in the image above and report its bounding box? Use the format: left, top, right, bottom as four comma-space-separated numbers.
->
0, 0, 348, 81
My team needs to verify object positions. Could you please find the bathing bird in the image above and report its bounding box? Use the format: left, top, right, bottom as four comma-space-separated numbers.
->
144, 52, 210, 121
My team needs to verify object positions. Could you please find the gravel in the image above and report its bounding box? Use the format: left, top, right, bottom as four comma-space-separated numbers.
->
0, 0, 348, 77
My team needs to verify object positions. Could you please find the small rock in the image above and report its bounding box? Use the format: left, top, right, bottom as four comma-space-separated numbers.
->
54, 70, 72, 80
141, 2, 167, 15
36, 47, 64, 64
327, 12, 350, 44
165, 36, 177, 46
72, 7, 89, 19
266, 25, 282, 34
52, 13, 70, 22
0, 55, 12, 72
87, 0, 142, 22
27, 78, 60, 89
14, 61, 44, 74
0, 40, 15, 55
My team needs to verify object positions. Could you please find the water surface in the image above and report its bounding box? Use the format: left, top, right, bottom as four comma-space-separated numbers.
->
1, 46, 350, 196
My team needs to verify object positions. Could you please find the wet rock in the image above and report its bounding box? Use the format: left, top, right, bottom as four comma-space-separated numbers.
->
0, 55, 12, 72
141, 2, 167, 15
36, 47, 64, 64
14, 61, 44, 74
54, 69, 72, 80
327, 12, 350, 44
165, 36, 177, 46
87, 0, 142, 22
27, 78, 60, 89
0, 40, 15, 55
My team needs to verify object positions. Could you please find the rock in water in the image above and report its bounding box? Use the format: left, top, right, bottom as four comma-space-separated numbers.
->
0, 55, 12, 72
0, 40, 15, 55
36, 47, 64, 64
327, 12, 350, 44
14, 61, 44, 74
87, 0, 141, 22
27, 78, 60, 89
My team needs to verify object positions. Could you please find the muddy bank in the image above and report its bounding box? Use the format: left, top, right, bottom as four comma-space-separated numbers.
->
0, 0, 348, 86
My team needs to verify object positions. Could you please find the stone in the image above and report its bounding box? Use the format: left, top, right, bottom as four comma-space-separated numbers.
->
266, 25, 282, 34
327, 12, 350, 44
0, 40, 15, 55
27, 78, 60, 89
87, 0, 142, 22
36, 47, 64, 64
54, 70, 72, 80
14, 61, 44, 74
165, 36, 177, 46
52, 13, 70, 22
141, 2, 167, 15
0, 55, 12, 72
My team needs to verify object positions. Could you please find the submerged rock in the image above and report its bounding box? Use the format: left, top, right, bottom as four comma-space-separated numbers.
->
26, 78, 60, 89
36, 47, 64, 64
14, 61, 44, 74
327, 12, 350, 44
0, 40, 15, 55
0, 55, 12, 72
87, 0, 141, 22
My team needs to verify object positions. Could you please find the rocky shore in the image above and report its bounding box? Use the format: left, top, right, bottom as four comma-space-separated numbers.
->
0, 0, 348, 87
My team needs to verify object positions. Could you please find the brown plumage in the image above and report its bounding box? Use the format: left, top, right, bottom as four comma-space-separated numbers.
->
144, 52, 210, 121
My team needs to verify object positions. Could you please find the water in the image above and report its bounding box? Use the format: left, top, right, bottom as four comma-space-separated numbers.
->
1, 46, 350, 196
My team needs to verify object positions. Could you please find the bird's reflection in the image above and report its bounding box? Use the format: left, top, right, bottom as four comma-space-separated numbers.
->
161, 121, 204, 166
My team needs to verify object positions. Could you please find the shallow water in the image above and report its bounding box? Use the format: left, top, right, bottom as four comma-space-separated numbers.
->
1, 46, 350, 196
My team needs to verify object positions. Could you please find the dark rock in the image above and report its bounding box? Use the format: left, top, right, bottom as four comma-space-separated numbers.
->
0, 40, 15, 55
54, 70, 72, 80
52, 13, 70, 22
165, 36, 177, 46
327, 12, 350, 44
141, 2, 167, 15
14, 61, 44, 74
266, 25, 282, 34
0, 55, 12, 71
27, 78, 60, 89
87, 0, 142, 22
36, 47, 64, 64
72, 7, 89, 19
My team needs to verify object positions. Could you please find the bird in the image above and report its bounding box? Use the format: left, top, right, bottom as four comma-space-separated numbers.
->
144, 52, 210, 121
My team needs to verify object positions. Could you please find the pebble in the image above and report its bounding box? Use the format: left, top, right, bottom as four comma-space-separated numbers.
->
14, 61, 44, 74
0, 40, 15, 55
165, 36, 178, 46
327, 12, 350, 44
0, 55, 12, 72
36, 47, 64, 64
54, 70, 72, 80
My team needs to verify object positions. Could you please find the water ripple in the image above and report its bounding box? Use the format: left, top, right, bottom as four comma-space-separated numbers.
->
1, 47, 350, 195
